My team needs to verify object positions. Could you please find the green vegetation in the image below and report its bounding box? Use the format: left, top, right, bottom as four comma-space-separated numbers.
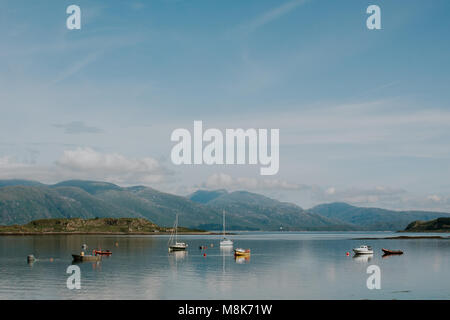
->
404, 217, 450, 232
0, 218, 202, 234
189, 190, 357, 231
1, 180, 450, 231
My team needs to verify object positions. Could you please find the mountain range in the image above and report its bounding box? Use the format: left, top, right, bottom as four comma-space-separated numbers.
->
0, 179, 449, 231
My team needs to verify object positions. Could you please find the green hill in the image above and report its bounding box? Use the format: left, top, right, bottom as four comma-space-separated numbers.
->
2, 180, 448, 231
189, 190, 356, 231
404, 217, 450, 232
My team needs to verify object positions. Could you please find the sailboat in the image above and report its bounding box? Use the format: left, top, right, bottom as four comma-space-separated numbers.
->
219, 210, 233, 247
168, 214, 188, 251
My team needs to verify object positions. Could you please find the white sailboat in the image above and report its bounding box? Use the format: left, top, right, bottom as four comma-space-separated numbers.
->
169, 214, 188, 251
219, 210, 233, 247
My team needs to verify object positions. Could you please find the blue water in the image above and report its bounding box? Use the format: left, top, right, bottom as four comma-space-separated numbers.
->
0, 232, 449, 299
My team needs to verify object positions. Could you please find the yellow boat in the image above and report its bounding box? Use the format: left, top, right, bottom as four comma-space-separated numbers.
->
234, 248, 251, 256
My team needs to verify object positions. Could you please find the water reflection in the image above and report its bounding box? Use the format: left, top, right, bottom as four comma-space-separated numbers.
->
352, 254, 373, 263
235, 256, 250, 264
1, 233, 450, 299
169, 250, 187, 262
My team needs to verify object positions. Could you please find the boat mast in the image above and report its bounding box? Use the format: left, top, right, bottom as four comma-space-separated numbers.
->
175, 214, 178, 243
223, 210, 225, 237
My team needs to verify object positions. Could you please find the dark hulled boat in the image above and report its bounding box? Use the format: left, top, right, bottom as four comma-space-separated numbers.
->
72, 254, 102, 262
382, 248, 403, 255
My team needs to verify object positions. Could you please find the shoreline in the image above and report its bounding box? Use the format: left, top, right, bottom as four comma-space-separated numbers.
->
0, 231, 221, 236
353, 235, 450, 240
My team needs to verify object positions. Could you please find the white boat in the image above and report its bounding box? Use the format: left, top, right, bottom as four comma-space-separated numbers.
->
219, 210, 233, 247
353, 245, 373, 254
169, 214, 187, 251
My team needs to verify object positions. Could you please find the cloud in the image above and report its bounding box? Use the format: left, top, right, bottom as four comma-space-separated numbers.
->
200, 173, 302, 191
306, 185, 450, 212
312, 186, 408, 205
53, 121, 104, 134
56, 147, 171, 184
427, 195, 441, 202
240, 0, 309, 33
51, 52, 102, 84
0, 148, 172, 185
0, 156, 29, 169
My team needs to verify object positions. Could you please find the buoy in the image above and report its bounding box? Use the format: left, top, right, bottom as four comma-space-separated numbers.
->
203, 253, 206, 257
346, 252, 350, 256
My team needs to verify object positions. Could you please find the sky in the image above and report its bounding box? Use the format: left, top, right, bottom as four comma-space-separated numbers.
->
1, 0, 450, 211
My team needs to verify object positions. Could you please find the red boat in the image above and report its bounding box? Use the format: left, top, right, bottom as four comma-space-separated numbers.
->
382, 248, 403, 255
94, 250, 112, 256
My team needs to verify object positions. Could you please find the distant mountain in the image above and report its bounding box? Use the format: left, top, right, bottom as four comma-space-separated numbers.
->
188, 190, 356, 231
0, 185, 142, 225
2, 180, 447, 231
308, 202, 450, 231
0, 180, 222, 229
0, 180, 353, 230
404, 217, 450, 232
188, 189, 227, 204
0, 179, 44, 188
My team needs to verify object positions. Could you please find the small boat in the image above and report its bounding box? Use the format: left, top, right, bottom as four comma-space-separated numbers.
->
94, 250, 112, 256
353, 245, 373, 255
382, 248, 403, 255
220, 210, 233, 247
234, 248, 251, 256
72, 254, 101, 262
168, 214, 188, 252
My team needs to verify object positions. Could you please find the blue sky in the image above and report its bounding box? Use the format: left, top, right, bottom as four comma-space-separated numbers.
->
1, 0, 450, 211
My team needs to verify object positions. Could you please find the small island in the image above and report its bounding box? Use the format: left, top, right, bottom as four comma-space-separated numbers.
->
403, 217, 450, 233
0, 218, 206, 235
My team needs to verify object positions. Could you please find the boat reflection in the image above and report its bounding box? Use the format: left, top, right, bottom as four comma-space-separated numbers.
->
235, 255, 250, 264
352, 253, 373, 263
382, 253, 403, 259
169, 250, 187, 261
220, 246, 234, 255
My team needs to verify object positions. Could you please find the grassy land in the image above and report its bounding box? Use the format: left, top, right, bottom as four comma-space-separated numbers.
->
0, 218, 206, 235
402, 217, 450, 233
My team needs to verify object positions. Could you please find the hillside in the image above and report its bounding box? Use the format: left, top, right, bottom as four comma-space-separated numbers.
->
0, 180, 353, 231
308, 202, 450, 231
0, 185, 142, 225
404, 217, 450, 232
2, 180, 449, 231
0, 218, 199, 234
188, 190, 356, 231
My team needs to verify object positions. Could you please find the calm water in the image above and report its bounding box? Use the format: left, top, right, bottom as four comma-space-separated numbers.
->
0, 232, 449, 300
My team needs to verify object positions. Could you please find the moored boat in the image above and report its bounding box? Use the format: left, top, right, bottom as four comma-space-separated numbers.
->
353, 245, 373, 255
234, 248, 251, 256
220, 210, 233, 247
382, 248, 403, 255
168, 214, 188, 252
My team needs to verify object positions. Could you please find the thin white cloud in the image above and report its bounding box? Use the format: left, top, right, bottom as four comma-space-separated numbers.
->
51, 52, 101, 84
53, 121, 104, 134
240, 0, 309, 33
